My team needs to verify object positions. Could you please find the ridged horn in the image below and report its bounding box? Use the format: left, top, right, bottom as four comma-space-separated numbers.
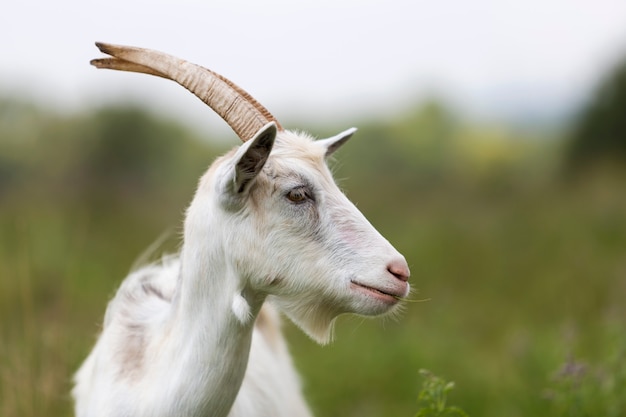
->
91, 42, 282, 141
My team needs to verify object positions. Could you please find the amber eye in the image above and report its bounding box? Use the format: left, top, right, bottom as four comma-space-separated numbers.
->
286, 188, 308, 203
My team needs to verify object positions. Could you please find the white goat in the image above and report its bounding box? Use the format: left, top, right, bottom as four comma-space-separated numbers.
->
73, 43, 411, 417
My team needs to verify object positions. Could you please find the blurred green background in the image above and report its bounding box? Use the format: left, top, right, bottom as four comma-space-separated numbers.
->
1, 58, 626, 417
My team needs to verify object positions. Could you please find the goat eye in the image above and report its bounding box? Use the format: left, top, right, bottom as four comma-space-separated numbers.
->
286, 188, 308, 203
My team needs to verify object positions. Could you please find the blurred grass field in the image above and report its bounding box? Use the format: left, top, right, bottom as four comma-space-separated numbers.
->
1, 94, 625, 417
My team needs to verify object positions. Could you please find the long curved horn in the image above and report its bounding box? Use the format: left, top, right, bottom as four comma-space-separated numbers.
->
91, 42, 282, 141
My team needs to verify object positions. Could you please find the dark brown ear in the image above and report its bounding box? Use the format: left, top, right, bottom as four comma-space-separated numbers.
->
234, 123, 277, 193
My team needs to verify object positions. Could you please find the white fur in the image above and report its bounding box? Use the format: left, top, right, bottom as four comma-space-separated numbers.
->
73, 126, 410, 417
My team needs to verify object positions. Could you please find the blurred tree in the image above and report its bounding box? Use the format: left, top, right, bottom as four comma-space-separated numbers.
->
566, 57, 626, 170
0, 97, 223, 216
337, 99, 457, 183
79, 107, 182, 195
70, 105, 226, 215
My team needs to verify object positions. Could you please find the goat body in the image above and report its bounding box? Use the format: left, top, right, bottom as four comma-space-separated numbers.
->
74, 44, 410, 417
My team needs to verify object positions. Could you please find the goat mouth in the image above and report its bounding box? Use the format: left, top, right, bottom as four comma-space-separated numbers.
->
350, 281, 402, 305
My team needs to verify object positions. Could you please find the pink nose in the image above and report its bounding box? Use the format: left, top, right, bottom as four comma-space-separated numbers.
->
387, 258, 410, 282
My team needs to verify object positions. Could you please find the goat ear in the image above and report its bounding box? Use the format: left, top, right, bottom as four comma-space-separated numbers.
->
234, 122, 277, 194
317, 127, 357, 157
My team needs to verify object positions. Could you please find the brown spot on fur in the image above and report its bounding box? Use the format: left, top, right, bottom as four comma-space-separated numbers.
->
116, 320, 146, 379
255, 304, 283, 354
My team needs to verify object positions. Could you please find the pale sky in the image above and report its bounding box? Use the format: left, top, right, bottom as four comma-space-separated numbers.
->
2, 0, 626, 132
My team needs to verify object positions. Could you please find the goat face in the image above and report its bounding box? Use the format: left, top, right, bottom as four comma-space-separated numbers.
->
197, 123, 410, 344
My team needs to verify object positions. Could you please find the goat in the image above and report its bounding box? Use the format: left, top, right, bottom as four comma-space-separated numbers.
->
73, 42, 411, 417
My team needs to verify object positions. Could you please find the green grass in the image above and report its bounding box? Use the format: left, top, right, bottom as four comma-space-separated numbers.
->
1, 100, 625, 416
3, 172, 626, 417
414, 370, 468, 417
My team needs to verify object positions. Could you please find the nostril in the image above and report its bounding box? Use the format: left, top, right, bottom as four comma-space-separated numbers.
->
387, 259, 410, 282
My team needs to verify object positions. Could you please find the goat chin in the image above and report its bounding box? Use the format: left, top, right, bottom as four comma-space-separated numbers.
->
74, 43, 410, 417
